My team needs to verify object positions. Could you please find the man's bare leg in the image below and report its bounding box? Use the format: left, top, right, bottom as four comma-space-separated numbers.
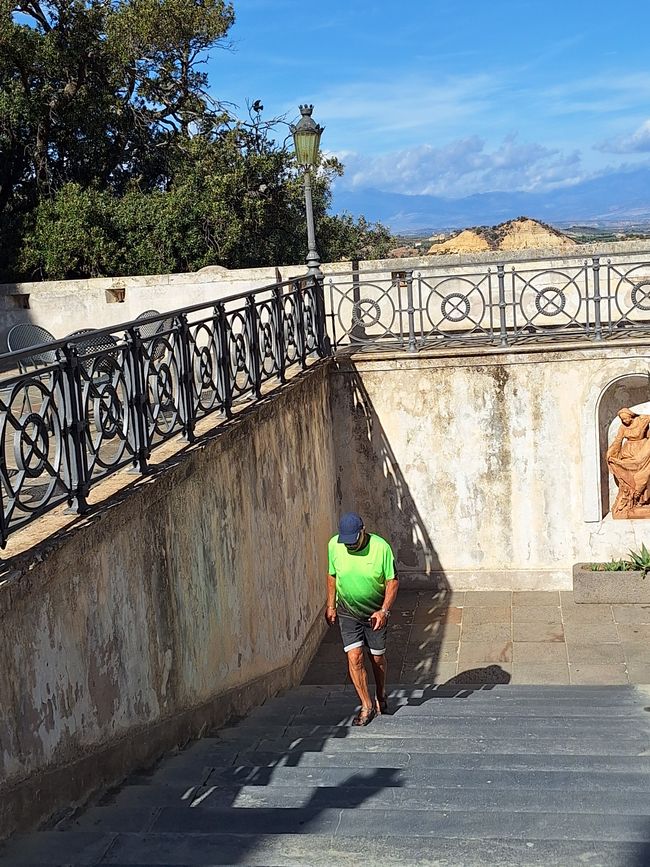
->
369, 653, 387, 712
346, 647, 373, 713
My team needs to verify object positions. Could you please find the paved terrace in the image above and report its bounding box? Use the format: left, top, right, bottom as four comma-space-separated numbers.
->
304, 590, 650, 687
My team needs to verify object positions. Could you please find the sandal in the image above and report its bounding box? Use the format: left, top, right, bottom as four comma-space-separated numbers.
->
352, 706, 376, 727
375, 695, 388, 715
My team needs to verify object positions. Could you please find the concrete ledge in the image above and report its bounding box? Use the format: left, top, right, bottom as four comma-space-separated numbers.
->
0, 610, 325, 842
398, 569, 571, 592
573, 563, 650, 603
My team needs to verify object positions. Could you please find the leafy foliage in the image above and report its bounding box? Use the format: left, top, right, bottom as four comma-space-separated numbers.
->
590, 558, 634, 572
590, 545, 650, 576
0, 0, 393, 281
628, 543, 650, 576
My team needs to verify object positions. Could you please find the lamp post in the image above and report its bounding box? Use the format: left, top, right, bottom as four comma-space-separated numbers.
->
291, 104, 324, 277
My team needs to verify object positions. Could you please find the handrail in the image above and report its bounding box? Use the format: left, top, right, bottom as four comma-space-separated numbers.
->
0, 274, 325, 547
326, 252, 650, 351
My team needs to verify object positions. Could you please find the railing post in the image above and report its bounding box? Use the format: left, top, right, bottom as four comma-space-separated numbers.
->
294, 281, 308, 368
273, 285, 287, 383
126, 326, 149, 475
405, 270, 417, 352
591, 256, 603, 340
313, 274, 330, 357
178, 313, 196, 442
0, 421, 8, 544
61, 342, 90, 513
215, 303, 233, 418
497, 264, 508, 347
246, 295, 263, 398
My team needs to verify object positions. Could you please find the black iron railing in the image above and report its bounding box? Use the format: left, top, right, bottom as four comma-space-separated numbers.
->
327, 253, 650, 350
0, 276, 327, 547
4, 249, 650, 547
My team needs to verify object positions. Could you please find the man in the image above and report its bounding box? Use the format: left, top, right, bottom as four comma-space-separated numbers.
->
325, 512, 398, 726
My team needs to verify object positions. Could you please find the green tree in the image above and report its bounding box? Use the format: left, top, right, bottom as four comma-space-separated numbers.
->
0, 0, 394, 281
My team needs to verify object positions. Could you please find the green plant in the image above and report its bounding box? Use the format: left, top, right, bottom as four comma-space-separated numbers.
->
628, 543, 650, 576
591, 558, 633, 572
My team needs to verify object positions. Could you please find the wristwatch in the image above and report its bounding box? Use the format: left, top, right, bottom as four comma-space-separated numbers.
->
380, 608, 390, 618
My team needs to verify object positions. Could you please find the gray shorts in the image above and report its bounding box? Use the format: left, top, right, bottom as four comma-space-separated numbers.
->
337, 608, 387, 655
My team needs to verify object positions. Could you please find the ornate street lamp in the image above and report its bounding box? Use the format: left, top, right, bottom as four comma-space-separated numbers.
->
291, 105, 324, 276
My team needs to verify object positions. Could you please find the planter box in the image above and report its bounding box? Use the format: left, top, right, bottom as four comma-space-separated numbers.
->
573, 563, 650, 604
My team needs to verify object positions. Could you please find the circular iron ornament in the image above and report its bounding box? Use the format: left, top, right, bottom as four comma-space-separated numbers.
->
441, 292, 471, 323
233, 333, 247, 370
352, 298, 381, 328
149, 362, 176, 416
534, 286, 566, 317
94, 383, 122, 439
631, 280, 650, 311
197, 346, 213, 387
260, 321, 274, 358
15, 412, 49, 479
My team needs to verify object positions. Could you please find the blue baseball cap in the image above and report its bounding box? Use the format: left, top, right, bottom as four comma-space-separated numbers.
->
338, 512, 364, 545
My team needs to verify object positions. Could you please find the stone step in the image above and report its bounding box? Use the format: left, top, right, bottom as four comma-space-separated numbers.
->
2, 832, 645, 866
73, 805, 650, 842
201, 745, 650, 768
133, 764, 650, 792
5, 682, 650, 866
291, 684, 650, 699
125, 749, 650, 789
99, 781, 650, 815
185, 737, 650, 767
245, 701, 650, 720
216, 718, 650, 742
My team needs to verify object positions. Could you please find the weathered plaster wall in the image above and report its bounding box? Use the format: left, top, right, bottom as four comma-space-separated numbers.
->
330, 344, 650, 591
0, 362, 335, 839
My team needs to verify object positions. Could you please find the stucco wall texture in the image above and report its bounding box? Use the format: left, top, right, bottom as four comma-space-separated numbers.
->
0, 363, 335, 838
330, 345, 650, 591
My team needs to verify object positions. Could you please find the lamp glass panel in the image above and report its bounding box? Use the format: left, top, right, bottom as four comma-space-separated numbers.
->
294, 131, 320, 167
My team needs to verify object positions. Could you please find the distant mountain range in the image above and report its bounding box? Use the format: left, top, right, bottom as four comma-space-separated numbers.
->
331, 166, 650, 234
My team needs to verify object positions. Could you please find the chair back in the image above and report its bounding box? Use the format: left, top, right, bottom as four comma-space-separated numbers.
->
7, 324, 58, 371
66, 329, 118, 375
136, 310, 175, 360
135, 310, 163, 340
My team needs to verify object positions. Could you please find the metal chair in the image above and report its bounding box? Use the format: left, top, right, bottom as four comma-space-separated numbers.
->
7, 323, 57, 373
135, 310, 162, 339
66, 329, 118, 378
5, 323, 58, 417
135, 310, 175, 361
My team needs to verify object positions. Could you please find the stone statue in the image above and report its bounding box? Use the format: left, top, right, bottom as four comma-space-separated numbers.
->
607, 408, 650, 519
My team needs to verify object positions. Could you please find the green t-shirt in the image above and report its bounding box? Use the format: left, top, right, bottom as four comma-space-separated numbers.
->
328, 533, 396, 619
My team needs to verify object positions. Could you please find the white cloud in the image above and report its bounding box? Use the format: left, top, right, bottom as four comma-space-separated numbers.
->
285, 71, 506, 153
598, 119, 650, 154
541, 73, 650, 117
333, 135, 585, 197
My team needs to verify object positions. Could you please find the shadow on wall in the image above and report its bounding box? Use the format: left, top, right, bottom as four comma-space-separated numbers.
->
329, 356, 446, 589
325, 355, 453, 687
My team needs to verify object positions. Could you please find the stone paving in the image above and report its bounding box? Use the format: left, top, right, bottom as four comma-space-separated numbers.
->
302, 590, 650, 686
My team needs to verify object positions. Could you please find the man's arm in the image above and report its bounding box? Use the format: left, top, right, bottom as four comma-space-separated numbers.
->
325, 573, 337, 625
369, 577, 399, 631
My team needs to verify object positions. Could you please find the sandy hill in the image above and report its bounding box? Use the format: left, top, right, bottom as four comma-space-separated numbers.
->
427, 217, 577, 255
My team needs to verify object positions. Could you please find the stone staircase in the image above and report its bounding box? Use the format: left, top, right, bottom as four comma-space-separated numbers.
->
3, 683, 650, 866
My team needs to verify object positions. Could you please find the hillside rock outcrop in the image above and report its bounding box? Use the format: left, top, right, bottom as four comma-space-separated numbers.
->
427, 217, 577, 255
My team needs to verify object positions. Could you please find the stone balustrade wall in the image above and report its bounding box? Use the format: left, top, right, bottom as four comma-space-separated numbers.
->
0, 362, 336, 840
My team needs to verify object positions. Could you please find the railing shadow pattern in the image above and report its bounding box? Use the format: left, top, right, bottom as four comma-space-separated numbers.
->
0, 276, 326, 547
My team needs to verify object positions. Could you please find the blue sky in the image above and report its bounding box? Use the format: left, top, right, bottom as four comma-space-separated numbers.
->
208, 0, 650, 203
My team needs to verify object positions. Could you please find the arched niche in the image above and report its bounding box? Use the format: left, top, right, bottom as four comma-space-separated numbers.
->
582, 370, 650, 522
